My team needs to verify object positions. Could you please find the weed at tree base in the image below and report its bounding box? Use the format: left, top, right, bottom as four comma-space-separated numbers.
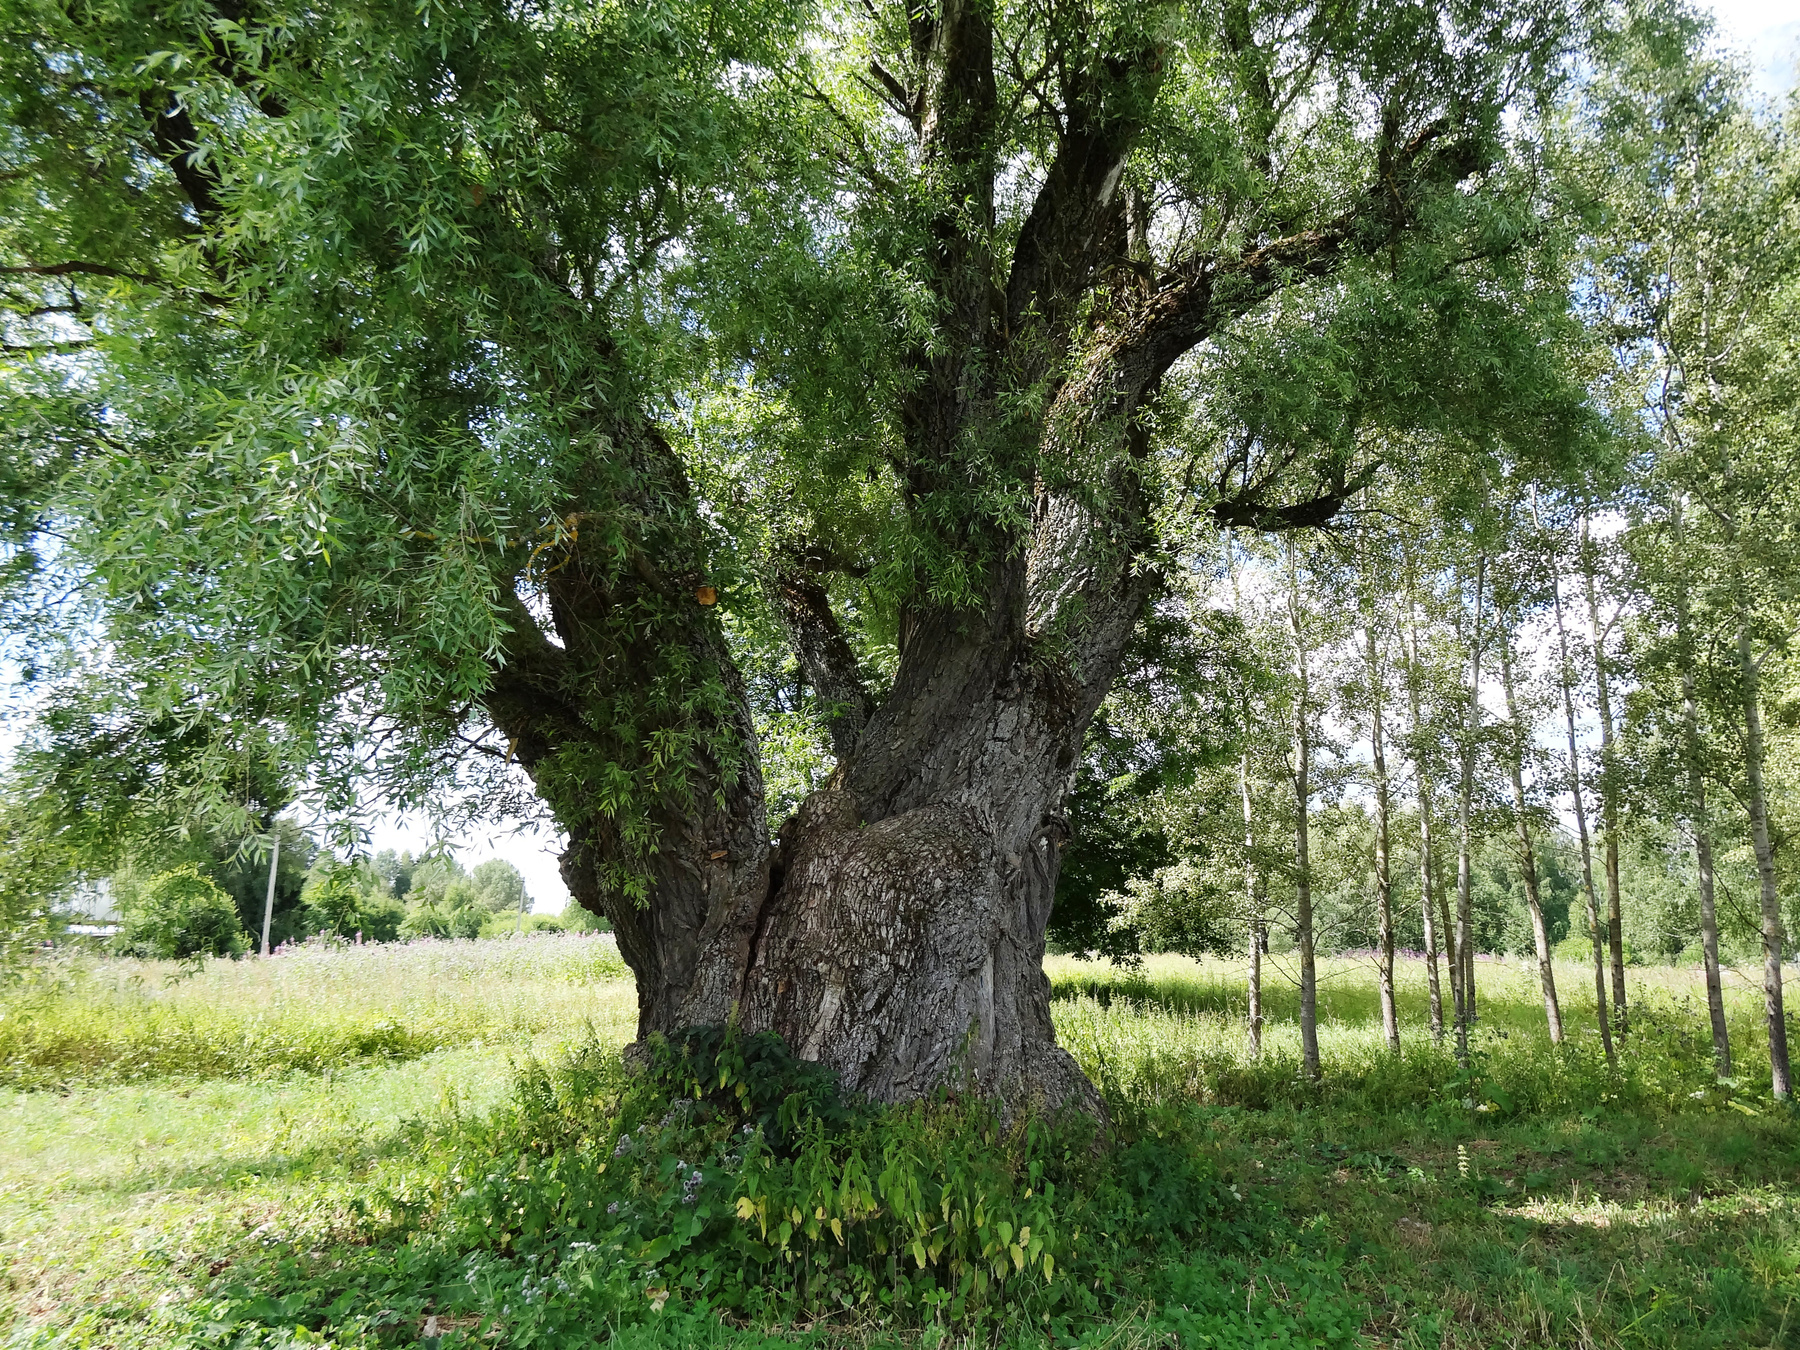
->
154, 1026, 1354, 1348
5, 951, 1798, 1349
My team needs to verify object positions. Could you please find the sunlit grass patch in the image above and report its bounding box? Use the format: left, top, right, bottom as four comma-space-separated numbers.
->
0, 933, 633, 1088
2, 944, 1798, 1349
1047, 953, 1780, 1117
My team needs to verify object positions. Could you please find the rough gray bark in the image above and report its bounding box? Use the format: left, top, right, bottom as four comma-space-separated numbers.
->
1499, 633, 1562, 1046
688, 547, 1155, 1114
769, 555, 875, 766
508, 500, 1154, 1115
477, 425, 773, 1042
1549, 561, 1614, 1064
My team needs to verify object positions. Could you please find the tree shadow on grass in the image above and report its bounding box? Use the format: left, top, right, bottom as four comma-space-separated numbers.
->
38, 1116, 438, 1200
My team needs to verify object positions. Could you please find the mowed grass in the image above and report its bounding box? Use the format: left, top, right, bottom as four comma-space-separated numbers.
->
1, 942, 1796, 1348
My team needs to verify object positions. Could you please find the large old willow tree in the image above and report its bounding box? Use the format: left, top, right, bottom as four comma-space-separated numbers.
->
1, 0, 1591, 1112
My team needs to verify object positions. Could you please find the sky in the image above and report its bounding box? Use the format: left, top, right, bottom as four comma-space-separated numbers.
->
1710, 0, 1800, 99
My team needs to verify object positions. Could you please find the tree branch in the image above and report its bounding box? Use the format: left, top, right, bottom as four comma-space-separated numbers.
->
0, 262, 156, 283
1209, 459, 1383, 533
1057, 117, 1489, 438
862, 58, 920, 130
139, 91, 226, 222
768, 550, 873, 765
2, 340, 93, 354
1002, 44, 1165, 366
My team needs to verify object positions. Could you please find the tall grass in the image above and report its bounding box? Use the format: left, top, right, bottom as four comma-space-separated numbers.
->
1048, 952, 1776, 1117
5, 943, 1795, 1349
0, 933, 634, 1089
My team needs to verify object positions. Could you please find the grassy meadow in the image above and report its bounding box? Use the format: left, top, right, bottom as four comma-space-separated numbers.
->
1, 939, 1795, 1348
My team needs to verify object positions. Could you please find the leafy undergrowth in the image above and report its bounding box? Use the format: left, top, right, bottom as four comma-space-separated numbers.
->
39, 1028, 1361, 1349
0, 936, 630, 1088
1047, 957, 1800, 1348
7, 954, 1798, 1349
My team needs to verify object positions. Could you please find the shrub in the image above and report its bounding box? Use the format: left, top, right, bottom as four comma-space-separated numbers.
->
559, 898, 611, 932
112, 865, 247, 959
401, 880, 487, 939
198, 1026, 1267, 1343
301, 863, 405, 942
478, 910, 566, 938
471, 858, 528, 913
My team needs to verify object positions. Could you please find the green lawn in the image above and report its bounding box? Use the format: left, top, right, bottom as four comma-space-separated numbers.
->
2, 940, 1795, 1348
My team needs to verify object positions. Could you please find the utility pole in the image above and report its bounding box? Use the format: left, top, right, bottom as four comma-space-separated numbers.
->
261, 833, 280, 957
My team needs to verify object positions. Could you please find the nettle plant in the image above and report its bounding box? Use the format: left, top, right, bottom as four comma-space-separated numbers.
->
385, 1026, 1239, 1328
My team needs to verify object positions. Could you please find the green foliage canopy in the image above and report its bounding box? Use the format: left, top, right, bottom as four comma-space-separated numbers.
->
0, 0, 1600, 910
112, 862, 247, 959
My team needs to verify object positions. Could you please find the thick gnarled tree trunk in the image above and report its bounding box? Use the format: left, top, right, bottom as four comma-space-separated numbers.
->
490, 447, 1148, 1114
472, 2, 1498, 1117
687, 547, 1151, 1113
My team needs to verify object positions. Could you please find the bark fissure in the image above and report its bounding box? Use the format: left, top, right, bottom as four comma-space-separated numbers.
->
464, 9, 1505, 1117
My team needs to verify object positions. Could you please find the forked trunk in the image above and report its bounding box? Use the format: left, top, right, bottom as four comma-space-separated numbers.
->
1499, 634, 1562, 1045
695, 534, 1149, 1113
566, 594, 1142, 1113
487, 430, 1149, 1116
1549, 561, 1613, 1064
